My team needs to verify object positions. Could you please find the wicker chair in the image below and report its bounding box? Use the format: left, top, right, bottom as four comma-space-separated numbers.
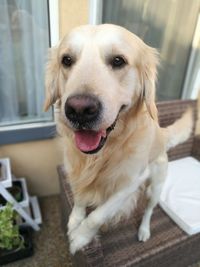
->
58, 100, 200, 267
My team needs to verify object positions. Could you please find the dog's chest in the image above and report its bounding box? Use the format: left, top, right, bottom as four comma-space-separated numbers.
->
70, 150, 148, 207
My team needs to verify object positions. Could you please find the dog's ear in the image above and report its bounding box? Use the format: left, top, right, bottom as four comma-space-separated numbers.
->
139, 45, 159, 121
43, 46, 60, 111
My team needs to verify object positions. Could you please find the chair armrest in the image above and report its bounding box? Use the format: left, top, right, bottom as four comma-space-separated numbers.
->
192, 135, 200, 160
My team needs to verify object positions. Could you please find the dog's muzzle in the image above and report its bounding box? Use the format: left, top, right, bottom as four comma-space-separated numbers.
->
65, 94, 125, 154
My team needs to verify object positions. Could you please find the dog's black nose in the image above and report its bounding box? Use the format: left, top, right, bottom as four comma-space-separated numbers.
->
65, 94, 101, 124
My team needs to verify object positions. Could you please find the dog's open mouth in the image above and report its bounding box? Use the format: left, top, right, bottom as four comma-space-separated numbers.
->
74, 120, 117, 154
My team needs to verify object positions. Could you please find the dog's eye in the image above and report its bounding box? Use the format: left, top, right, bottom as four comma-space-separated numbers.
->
61, 55, 73, 68
111, 56, 127, 69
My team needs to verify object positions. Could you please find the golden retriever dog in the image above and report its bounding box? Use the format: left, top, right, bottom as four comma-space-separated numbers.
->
44, 24, 193, 254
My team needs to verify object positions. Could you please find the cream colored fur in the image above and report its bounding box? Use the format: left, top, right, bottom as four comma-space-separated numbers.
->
44, 24, 193, 254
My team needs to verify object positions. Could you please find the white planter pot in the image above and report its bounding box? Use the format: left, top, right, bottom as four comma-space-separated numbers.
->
30, 196, 42, 225
0, 178, 29, 210
16, 196, 42, 226
0, 158, 12, 188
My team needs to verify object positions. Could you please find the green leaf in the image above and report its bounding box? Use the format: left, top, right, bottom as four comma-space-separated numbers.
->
0, 203, 24, 250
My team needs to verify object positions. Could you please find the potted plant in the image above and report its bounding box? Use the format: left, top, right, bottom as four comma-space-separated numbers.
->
0, 203, 33, 265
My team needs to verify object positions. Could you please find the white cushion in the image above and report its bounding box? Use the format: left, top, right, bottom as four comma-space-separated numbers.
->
159, 157, 200, 235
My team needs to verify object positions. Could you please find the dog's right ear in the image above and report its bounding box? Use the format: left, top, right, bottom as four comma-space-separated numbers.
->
43, 46, 60, 111
139, 45, 159, 121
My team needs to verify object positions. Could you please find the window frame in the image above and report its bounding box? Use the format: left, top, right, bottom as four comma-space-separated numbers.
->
0, 0, 59, 145
89, 0, 103, 25
182, 13, 200, 99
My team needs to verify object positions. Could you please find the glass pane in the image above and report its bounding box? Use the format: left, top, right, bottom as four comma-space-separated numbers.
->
0, 0, 52, 126
102, 0, 200, 101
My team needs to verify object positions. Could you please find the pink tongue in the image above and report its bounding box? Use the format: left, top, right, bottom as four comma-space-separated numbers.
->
75, 130, 106, 152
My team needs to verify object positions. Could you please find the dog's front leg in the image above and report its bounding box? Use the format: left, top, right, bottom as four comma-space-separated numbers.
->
68, 203, 86, 235
138, 154, 168, 242
69, 168, 149, 254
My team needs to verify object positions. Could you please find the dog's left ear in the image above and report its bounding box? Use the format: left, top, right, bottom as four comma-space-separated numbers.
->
43, 46, 60, 112
140, 45, 159, 121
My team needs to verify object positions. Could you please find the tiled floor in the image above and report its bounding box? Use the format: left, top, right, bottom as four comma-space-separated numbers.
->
2, 196, 72, 267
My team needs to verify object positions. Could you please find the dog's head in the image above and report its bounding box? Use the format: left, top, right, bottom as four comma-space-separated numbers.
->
44, 24, 159, 154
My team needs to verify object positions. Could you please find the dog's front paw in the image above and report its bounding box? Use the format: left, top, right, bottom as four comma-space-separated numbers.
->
69, 220, 97, 254
70, 233, 91, 255
138, 226, 150, 242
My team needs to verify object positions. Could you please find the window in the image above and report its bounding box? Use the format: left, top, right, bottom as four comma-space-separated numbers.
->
0, 0, 58, 144
93, 0, 200, 101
